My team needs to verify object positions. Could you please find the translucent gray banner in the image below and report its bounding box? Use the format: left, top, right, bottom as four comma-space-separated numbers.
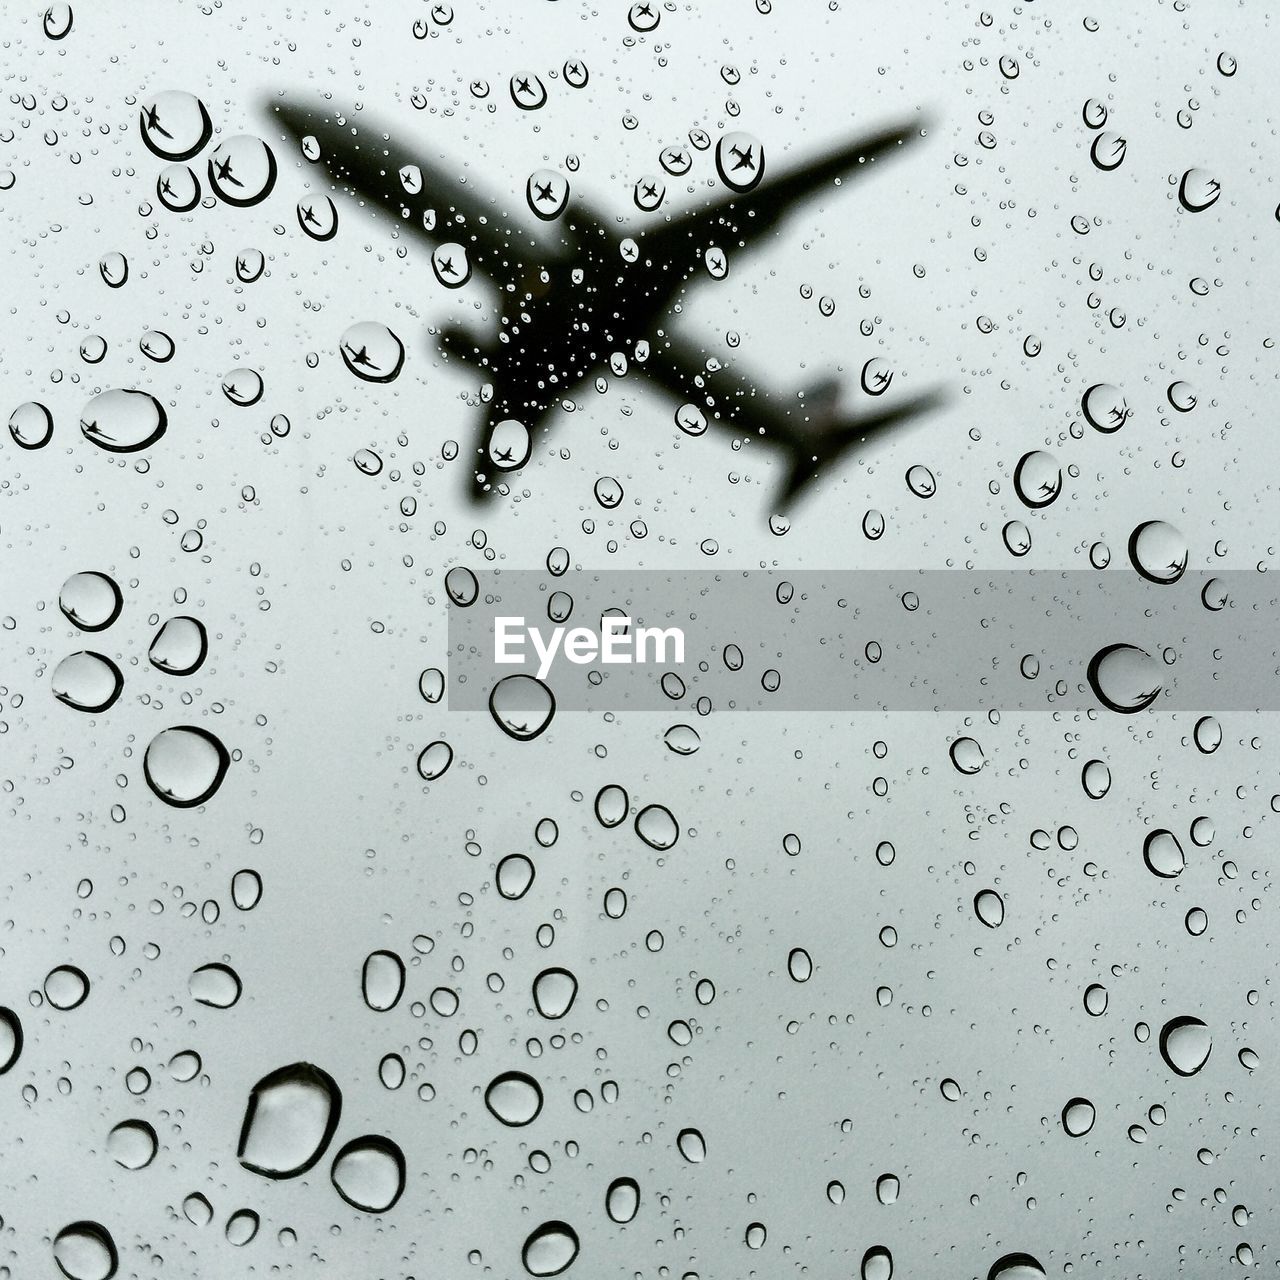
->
442, 570, 1276, 715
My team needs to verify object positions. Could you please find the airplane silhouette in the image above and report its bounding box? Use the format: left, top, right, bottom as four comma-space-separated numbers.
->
144, 105, 174, 140
729, 144, 756, 171
533, 181, 556, 204
343, 342, 378, 370
213, 156, 244, 188
267, 99, 941, 510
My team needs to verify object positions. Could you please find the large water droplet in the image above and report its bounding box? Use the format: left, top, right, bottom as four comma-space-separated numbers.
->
1159, 1016, 1212, 1076
485, 1071, 543, 1126
106, 1119, 157, 1169
361, 950, 405, 1012
340, 321, 405, 383
238, 1062, 342, 1179
949, 736, 985, 774
143, 725, 230, 807
59, 571, 122, 631
605, 1176, 640, 1223
80, 389, 167, 452
45, 965, 89, 1010
1128, 521, 1187, 584
496, 854, 535, 900
862, 1246, 894, 1280
208, 136, 277, 207
0, 1007, 21, 1073
1061, 1097, 1096, 1136
715, 131, 764, 192
522, 1221, 580, 1276
190, 963, 241, 1008
149, 616, 207, 675
988, 1256, 1045, 1280
53, 1222, 117, 1280
9, 400, 53, 449
139, 90, 212, 161
489, 675, 555, 740
532, 967, 577, 1019
330, 1135, 406, 1212
787, 947, 813, 982
52, 652, 123, 713
634, 804, 679, 850
677, 1127, 706, 1162
974, 890, 1005, 928
1087, 644, 1162, 713
1013, 451, 1062, 508
1143, 829, 1185, 879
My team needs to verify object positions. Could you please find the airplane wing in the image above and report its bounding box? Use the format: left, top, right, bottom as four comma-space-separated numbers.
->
642, 120, 925, 259
264, 98, 568, 272
639, 339, 942, 509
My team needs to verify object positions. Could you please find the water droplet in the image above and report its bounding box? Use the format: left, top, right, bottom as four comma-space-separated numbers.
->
974, 890, 1005, 928
106, 1119, 157, 1169
1159, 1016, 1211, 1076
339, 321, 405, 383
1090, 131, 1126, 170
416, 741, 454, 780
362, 950, 405, 1012
1083, 983, 1108, 1016
677, 1127, 706, 1162
149, 616, 208, 675
9, 400, 53, 449
875, 1173, 899, 1204
59, 572, 122, 632
182, 1193, 213, 1227
50, 651, 123, 715
139, 91, 212, 161
862, 1246, 894, 1280
231, 869, 262, 910
522, 1221, 579, 1276
716, 132, 765, 192
1061, 1097, 1095, 1136
1143, 829, 1185, 879
787, 947, 813, 982
1193, 716, 1222, 754
1013, 451, 1061, 508
1081, 759, 1111, 798
526, 170, 569, 220
0, 1007, 21, 1074
488, 419, 532, 470
190, 962, 241, 1008
635, 804, 678, 850
1179, 168, 1221, 212
238, 1062, 342, 1179
208, 136, 277, 207
80, 388, 167, 452
605, 1176, 640, 1223
485, 1071, 543, 1126
949, 737, 985, 774
1087, 644, 1161, 713
532, 967, 577, 1019
1127, 521, 1187, 584
53, 1222, 117, 1280
143, 726, 230, 807
663, 724, 700, 755
988, 1256, 1045, 1280
496, 854, 535, 900
489, 675, 556, 741
330, 1135, 406, 1212
1081, 383, 1129, 432
595, 784, 629, 827
225, 1209, 259, 1246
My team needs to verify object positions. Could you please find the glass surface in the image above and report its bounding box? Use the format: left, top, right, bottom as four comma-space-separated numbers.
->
2, 4, 1275, 1278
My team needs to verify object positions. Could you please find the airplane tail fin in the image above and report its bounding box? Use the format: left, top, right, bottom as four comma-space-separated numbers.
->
773, 387, 944, 511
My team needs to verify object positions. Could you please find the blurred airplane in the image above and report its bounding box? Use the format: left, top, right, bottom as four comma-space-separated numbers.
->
268, 98, 940, 510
